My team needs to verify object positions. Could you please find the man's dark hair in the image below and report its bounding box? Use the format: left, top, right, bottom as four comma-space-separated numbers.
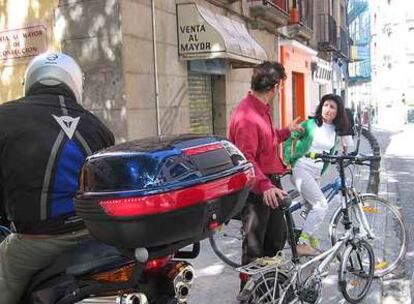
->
314, 94, 349, 133
251, 61, 287, 93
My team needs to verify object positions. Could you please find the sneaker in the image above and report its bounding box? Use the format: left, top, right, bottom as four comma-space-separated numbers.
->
296, 243, 319, 257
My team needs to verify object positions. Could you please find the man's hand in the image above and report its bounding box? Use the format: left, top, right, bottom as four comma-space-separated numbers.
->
287, 116, 304, 133
263, 187, 288, 209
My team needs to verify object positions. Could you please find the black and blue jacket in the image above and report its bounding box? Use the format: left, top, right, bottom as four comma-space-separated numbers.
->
0, 86, 114, 234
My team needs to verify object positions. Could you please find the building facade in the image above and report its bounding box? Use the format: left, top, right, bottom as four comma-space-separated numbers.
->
0, 0, 351, 141
371, 0, 414, 127
282, 0, 349, 120
347, 0, 371, 125
0, 0, 284, 141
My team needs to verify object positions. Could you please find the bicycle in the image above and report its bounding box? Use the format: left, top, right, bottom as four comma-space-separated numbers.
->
209, 153, 408, 278
236, 152, 376, 304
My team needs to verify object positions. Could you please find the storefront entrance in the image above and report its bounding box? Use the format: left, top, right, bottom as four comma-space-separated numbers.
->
188, 71, 213, 134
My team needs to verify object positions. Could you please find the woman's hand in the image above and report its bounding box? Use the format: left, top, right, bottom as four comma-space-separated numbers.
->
263, 187, 288, 209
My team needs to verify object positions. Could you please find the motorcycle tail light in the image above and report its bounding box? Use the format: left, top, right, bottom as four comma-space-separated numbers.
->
99, 169, 255, 217
144, 255, 173, 273
182, 142, 223, 156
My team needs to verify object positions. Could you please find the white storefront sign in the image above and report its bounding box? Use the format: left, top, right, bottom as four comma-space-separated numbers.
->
312, 57, 332, 84
177, 3, 267, 65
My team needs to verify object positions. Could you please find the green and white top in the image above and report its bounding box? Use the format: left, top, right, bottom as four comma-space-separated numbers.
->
284, 118, 338, 174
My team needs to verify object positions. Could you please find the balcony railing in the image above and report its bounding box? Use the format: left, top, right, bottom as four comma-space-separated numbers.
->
249, 0, 288, 13
338, 27, 350, 58
268, 0, 288, 12
318, 14, 337, 51
249, 0, 289, 31
349, 59, 371, 84
347, 0, 368, 24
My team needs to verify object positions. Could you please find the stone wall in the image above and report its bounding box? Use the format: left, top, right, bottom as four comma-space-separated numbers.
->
121, 0, 190, 139
57, 0, 127, 141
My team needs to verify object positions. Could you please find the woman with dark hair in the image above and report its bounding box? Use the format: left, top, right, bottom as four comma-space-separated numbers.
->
284, 94, 348, 256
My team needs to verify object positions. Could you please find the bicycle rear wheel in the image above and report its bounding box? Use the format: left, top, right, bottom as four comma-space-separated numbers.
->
330, 194, 408, 278
339, 240, 375, 304
249, 271, 295, 304
209, 219, 243, 268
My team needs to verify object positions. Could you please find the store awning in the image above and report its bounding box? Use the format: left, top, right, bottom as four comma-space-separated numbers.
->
177, 3, 267, 67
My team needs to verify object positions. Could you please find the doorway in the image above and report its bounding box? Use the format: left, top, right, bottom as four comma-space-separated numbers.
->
292, 72, 305, 121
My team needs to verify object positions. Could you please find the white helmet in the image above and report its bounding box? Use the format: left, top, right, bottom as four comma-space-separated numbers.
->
24, 52, 83, 103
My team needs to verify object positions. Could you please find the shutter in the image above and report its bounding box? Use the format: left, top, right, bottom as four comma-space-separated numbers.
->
188, 72, 213, 134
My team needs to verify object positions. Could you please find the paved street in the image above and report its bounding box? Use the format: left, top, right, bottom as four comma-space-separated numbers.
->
187, 125, 414, 304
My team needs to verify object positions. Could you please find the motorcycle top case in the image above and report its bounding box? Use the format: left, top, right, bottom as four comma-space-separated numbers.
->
75, 134, 254, 251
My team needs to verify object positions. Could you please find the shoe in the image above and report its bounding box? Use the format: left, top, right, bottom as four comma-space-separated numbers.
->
296, 243, 319, 257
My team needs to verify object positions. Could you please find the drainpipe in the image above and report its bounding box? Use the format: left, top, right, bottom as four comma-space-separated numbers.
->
151, 0, 161, 136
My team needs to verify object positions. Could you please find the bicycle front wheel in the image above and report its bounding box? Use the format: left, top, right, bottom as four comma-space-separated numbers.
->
330, 194, 408, 278
209, 219, 243, 268
339, 240, 375, 304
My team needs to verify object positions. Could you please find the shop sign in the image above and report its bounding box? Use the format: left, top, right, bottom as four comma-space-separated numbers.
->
0, 25, 48, 60
177, 4, 224, 56
177, 3, 266, 64
178, 24, 212, 53
311, 58, 332, 84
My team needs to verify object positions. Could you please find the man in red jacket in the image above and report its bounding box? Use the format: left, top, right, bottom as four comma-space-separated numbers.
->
228, 61, 302, 299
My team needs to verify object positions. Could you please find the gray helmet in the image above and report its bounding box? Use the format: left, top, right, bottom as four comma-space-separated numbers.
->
24, 52, 83, 103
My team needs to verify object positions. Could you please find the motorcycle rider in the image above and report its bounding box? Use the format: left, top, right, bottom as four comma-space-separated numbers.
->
0, 52, 114, 303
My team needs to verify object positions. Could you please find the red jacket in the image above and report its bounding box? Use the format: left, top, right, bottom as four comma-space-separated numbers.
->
228, 92, 290, 194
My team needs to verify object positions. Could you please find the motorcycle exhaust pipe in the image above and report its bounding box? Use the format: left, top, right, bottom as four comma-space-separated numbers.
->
161, 261, 195, 286
175, 282, 190, 302
116, 293, 148, 304
181, 267, 194, 285
76, 293, 148, 304
159, 260, 194, 303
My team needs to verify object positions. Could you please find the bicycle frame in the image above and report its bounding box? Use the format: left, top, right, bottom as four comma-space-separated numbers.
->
288, 177, 341, 215
276, 230, 353, 304
288, 170, 376, 242
297, 230, 351, 283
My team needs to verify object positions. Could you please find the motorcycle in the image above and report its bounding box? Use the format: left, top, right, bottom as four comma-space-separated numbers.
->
22, 238, 199, 304
1, 135, 254, 304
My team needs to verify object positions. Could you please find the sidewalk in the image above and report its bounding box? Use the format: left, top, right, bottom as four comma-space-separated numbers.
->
372, 127, 413, 304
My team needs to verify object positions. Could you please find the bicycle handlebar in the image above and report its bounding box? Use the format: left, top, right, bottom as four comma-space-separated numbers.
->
306, 152, 381, 165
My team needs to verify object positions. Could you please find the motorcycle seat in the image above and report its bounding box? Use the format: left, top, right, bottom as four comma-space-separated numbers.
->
28, 238, 131, 292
